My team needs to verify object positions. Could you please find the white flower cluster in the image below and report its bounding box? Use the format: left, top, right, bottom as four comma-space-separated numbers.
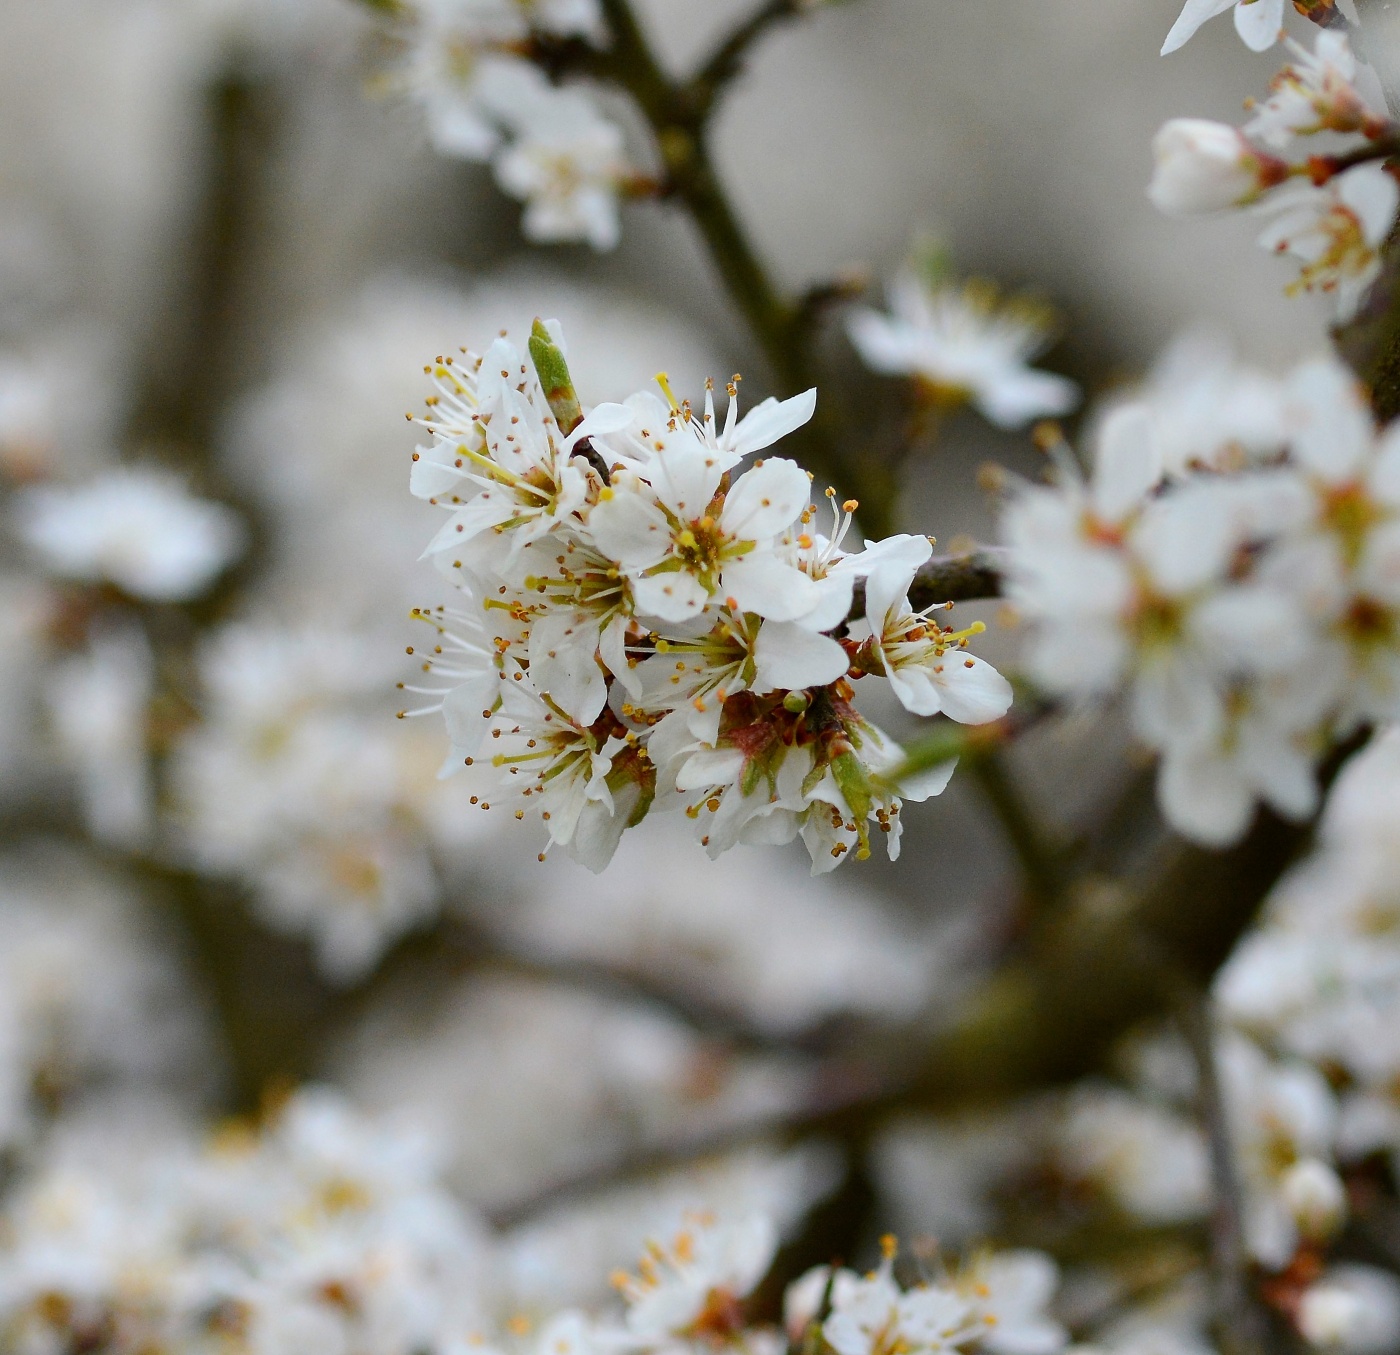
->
999, 351, 1400, 846
1149, 31, 1399, 320
404, 320, 1013, 873
1218, 727, 1400, 1189
399, 0, 629, 250
0, 1095, 1066, 1355
0, 1088, 495, 1355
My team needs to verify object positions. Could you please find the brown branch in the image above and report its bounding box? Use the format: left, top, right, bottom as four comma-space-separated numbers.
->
691, 0, 813, 118
847, 549, 1006, 619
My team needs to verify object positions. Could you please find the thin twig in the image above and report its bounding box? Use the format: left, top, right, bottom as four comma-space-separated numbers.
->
1170, 981, 1266, 1355
691, 0, 811, 116
596, 0, 898, 534
847, 549, 1006, 619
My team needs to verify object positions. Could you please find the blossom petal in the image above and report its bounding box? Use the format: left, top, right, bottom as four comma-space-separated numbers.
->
753, 621, 850, 692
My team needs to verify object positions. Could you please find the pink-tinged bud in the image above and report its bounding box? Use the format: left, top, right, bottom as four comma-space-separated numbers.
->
1148, 119, 1288, 215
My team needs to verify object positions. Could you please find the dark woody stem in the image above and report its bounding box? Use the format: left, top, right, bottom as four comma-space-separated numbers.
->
593, 0, 899, 537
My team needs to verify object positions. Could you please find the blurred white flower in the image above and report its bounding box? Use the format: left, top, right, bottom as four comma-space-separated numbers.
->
1148, 119, 1288, 215
1257, 163, 1399, 321
1243, 32, 1390, 150
171, 621, 499, 982
1298, 1266, 1400, 1353
847, 271, 1078, 430
14, 466, 243, 601
493, 81, 629, 251
614, 1212, 777, 1345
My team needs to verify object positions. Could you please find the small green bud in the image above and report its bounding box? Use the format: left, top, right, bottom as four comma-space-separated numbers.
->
782, 690, 811, 714
528, 318, 584, 435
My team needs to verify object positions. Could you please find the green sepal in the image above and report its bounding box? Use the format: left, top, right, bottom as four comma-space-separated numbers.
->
831, 750, 874, 859
528, 318, 584, 435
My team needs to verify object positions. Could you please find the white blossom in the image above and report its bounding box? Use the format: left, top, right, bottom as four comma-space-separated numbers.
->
1257, 162, 1400, 321
14, 466, 244, 601
846, 271, 1078, 430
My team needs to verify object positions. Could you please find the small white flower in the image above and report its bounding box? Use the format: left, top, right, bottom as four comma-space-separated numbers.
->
1244, 32, 1390, 150
847, 272, 1078, 430
1257, 162, 1400, 321
614, 1213, 777, 1345
588, 455, 816, 624
14, 467, 244, 601
493, 83, 629, 252
854, 536, 1014, 725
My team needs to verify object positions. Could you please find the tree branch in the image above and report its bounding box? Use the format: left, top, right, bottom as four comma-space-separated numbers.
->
847, 548, 1006, 620
691, 0, 813, 118
596, 0, 898, 535
1171, 981, 1267, 1355
966, 749, 1071, 911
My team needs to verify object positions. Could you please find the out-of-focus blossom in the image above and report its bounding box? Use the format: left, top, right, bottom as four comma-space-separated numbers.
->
14, 466, 244, 602
171, 622, 498, 982
493, 79, 629, 250
847, 269, 1078, 429
1298, 1266, 1400, 1353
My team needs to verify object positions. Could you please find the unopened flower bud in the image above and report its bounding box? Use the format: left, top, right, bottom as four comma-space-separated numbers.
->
1281, 1158, 1347, 1240
1148, 119, 1287, 214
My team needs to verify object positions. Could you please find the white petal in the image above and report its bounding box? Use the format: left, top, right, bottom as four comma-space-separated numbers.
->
631, 568, 710, 622
420, 493, 515, 558
722, 458, 810, 540
846, 309, 916, 375
975, 369, 1080, 430
753, 621, 850, 692
722, 552, 821, 621
931, 654, 1015, 725
676, 746, 745, 792
587, 490, 672, 570
1157, 746, 1254, 845
1233, 0, 1285, 50
1285, 357, 1374, 481
1092, 402, 1162, 521
728, 388, 817, 455
1161, 0, 1237, 53
900, 757, 958, 801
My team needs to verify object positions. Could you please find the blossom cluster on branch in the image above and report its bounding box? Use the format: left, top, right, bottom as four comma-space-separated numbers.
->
1150, 29, 1400, 319
999, 352, 1400, 845
402, 320, 1011, 872
394, 0, 630, 249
